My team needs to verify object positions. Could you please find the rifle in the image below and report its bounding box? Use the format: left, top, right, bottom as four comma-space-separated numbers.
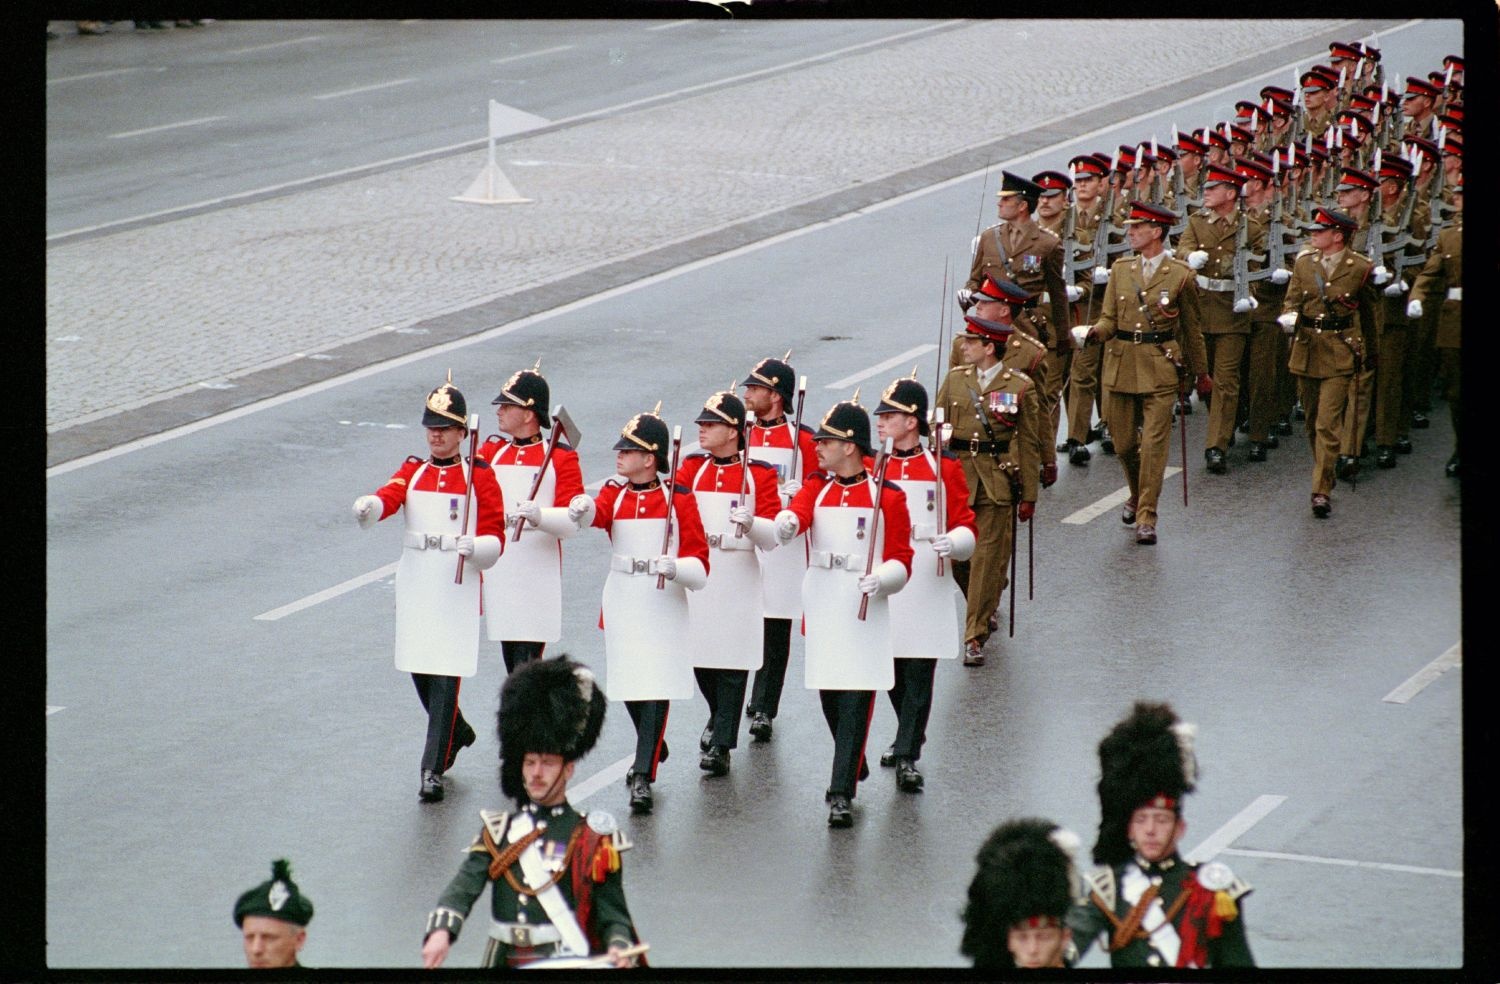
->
1137, 287, 1189, 507
454, 413, 482, 584
511, 406, 581, 542
655, 426, 684, 590
1254, 152, 1292, 281
1230, 198, 1255, 311
1424, 139, 1447, 254
857, 437, 895, 622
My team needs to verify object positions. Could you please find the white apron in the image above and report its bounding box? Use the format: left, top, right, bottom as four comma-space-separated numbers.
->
748, 440, 806, 618
482, 454, 562, 643
599, 493, 695, 701
801, 481, 895, 691
685, 475, 764, 671
885, 455, 963, 661
394, 464, 481, 677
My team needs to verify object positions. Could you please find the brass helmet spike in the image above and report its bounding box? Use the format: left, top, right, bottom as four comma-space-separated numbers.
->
850, 386, 861, 405
783, 348, 793, 362
446, 368, 453, 384
651, 400, 662, 416
910, 364, 920, 379
532, 357, 542, 372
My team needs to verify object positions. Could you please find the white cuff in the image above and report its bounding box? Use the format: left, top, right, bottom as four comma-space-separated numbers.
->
874, 558, 907, 595
673, 556, 708, 592
945, 525, 977, 562
534, 506, 581, 539
354, 495, 382, 529
746, 516, 780, 551
467, 535, 502, 571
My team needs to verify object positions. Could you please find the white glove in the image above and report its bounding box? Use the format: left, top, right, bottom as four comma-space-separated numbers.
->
774, 510, 800, 543
1407, 299, 1424, 319
353, 495, 381, 529
857, 573, 881, 596
455, 535, 475, 557
513, 499, 542, 527
567, 494, 593, 525
728, 504, 753, 529
654, 556, 677, 581
1187, 250, 1209, 270
1383, 279, 1408, 297
931, 534, 955, 557
956, 288, 974, 309
1270, 267, 1291, 284
1163, 248, 1175, 258
1232, 296, 1258, 313
1065, 284, 1084, 302
1071, 324, 1092, 347
1372, 265, 1391, 285
781, 479, 802, 500
1091, 265, 1110, 285
1277, 312, 1297, 333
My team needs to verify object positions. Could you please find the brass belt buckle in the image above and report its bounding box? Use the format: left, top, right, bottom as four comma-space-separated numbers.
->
510, 926, 532, 947
968, 438, 981, 454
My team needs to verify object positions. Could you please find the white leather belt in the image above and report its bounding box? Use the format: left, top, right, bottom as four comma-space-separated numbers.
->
808, 550, 863, 571
1196, 275, 1236, 292
489, 922, 563, 947
1447, 287, 1462, 301
707, 532, 754, 551
403, 531, 460, 551
910, 523, 937, 542
610, 554, 665, 576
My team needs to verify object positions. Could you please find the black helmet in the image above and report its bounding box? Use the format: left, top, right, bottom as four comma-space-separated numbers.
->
613, 410, 671, 473
874, 377, 930, 437
422, 374, 469, 428
740, 355, 796, 407
814, 398, 873, 456
694, 389, 748, 448
492, 364, 549, 422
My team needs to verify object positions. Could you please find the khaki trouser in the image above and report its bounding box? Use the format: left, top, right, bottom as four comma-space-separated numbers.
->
1343, 366, 1375, 457
1375, 324, 1412, 446
951, 491, 1014, 645
1104, 388, 1177, 528
1203, 332, 1248, 453
1410, 304, 1441, 412
1299, 374, 1353, 495
1245, 321, 1282, 442
1274, 330, 1297, 422
1440, 347, 1460, 445
1032, 350, 1067, 466
1065, 342, 1103, 443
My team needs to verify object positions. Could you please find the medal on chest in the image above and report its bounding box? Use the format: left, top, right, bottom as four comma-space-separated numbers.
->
449, 497, 460, 521
1021, 253, 1042, 274
987, 390, 1020, 425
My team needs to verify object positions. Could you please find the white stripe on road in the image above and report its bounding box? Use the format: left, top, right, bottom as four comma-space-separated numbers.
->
824, 345, 938, 391
1219, 847, 1461, 879
1060, 469, 1183, 524
568, 755, 634, 802
491, 44, 576, 65
1183, 794, 1286, 863
225, 35, 324, 55
1382, 641, 1460, 704
47, 706, 65, 716
254, 562, 398, 620
646, 20, 697, 31
313, 78, 417, 101
107, 116, 227, 140
49, 66, 151, 85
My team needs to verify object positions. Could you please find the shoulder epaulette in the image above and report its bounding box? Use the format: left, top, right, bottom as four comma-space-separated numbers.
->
1037, 225, 1060, 244
684, 450, 711, 461
471, 458, 491, 469
1296, 247, 1317, 258
601, 477, 626, 489
1086, 865, 1117, 911
405, 455, 423, 464
749, 458, 779, 473
673, 482, 691, 495
1004, 367, 1034, 387
467, 809, 510, 853
939, 448, 960, 462
1192, 860, 1252, 902
555, 439, 575, 452
482, 434, 504, 447
797, 423, 816, 435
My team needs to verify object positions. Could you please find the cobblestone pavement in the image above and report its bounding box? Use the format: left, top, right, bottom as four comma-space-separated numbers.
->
47, 19, 1357, 433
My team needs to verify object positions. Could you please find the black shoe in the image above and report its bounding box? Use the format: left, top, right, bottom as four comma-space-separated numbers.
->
419, 770, 444, 802
700, 723, 713, 752
1069, 443, 1091, 466
1087, 426, 1102, 443
879, 745, 897, 768
963, 640, 985, 666
1056, 439, 1073, 453
1376, 447, 1397, 469
699, 746, 730, 776
1335, 455, 1360, 480
1100, 434, 1115, 454
443, 723, 477, 772
1411, 411, 1430, 429
658, 740, 669, 763
1181, 399, 1194, 415
1237, 419, 1250, 434
1121, 498, 1137, 524
858, 757, 870, 782
1293, 402, 1305, 421
748, 711, 773, 742
1135, 524, 1157, 545
628, 773, 653, 814
894, 759, 924, 793
1311, 493, 1331, 518
1205, 448, 1227, 474
1263, 433, 1280, 449
1394, 437, 1413, 454
1274, 418, 1294, 436
1445, 454, 1459, 477
827, 794, 853, 828
1227, 432, 1236, 448
1247, 441, 1268, 462
987, 613, 999, 635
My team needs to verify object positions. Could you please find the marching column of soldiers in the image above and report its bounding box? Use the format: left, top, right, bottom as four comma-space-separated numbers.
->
265, 36, 1462, 970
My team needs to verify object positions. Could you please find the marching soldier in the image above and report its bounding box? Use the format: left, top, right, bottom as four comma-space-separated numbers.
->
1300, 68, 1338, 141
773, 397, 912, 828
1066, 701, 1255, 968
961, 819, 1082, 970
962, 171, 1071, 489
1179, 164, 1264, 474
478, 365, 585, 673
1074, 202, 1210, 545
352, 376, 505, 802
1401, 76, 1442, 141
235, 860, 314, 969
1370, 154, 1429, 469
740, 355, 817, 743
1409, 176, 1462, 476
679, 389, 782, 776
421, 657, 643, 969
1331, 166, 1385, 471
1061, 154, 1116, 465
1277, 207, 1379, 519
872, 376, 977, 793
936, 288, 1040, 664
1240, 156, 1295, 462
1176, 132, 1207, 204
566, 410, 710, 814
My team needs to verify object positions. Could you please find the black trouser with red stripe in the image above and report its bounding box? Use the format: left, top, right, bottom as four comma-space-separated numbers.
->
747, 617, 792, 719
885, 658, 936, 762
500, 640, 546, 674
819, 689, 875, 799
695, 667, 748, 750
411, 673, 474, 774
624, 699, 670, 781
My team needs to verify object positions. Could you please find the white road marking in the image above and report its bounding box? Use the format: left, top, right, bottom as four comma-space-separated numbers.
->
254, 562, 398, 621
491, 44, 576, 65
824, 345, 938, 391
1382, 641, 1460, 704
225, 35, 324, 55
313, 78, 417, 101
107, 116, 227, 140
1060, 469, 1183, 524
47, 706, 65, 716
49, 66, 148, 85
1183, 794, 1286, 863
568, 755, 634, 802
1219, 847, 1461, 879
646, 20, 697, 31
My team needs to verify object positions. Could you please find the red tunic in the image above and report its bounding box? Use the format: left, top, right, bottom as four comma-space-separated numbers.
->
674, 454, 783, 520
474, 435, 585, 506
748, 419, 818, 481
589, 480, 710, 569
785, 472, 914, 577
371, 455, 506, 538
879, 449, 978, 536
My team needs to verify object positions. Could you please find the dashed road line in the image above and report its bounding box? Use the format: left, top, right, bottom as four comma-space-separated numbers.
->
1219, 847, 1461, 879
1061, 470, 1184, 524
1382, 641, 1460, 704
108, 116, 227, 140
646, 20, 697, 31
49, 66, 153, 85
47, 706, 65, 716
824, 345, 938, 391
1184, 794, 1286, 863
569, 755, 634, 802
225, 35, 324, 55
254, 563, 398, 621
491, 44, 576, 65
312, 78, 417, 101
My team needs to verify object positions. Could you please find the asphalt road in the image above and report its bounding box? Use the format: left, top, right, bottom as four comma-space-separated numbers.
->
44, 16, 1466, 972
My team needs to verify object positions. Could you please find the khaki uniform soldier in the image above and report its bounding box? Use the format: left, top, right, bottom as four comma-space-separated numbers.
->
1077, 202, 1210, 545
1241, 156, 1294, 461
1178, 164, 1266, 473
1403, 136, 1445, 430
1408, 177, 1462, 476
935, 289, 1040, 664
1400, 76, 1442, 142
1277, 207, 1379, 519
1370, 154, 1430, 468
1332, 167, 1384, 472
1301, 68, 1338, 142
1061, 154, 1116, 465
963, 171, 1071, 488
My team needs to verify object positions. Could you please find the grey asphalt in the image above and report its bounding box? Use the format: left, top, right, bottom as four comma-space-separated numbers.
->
45, 17, 1464, 971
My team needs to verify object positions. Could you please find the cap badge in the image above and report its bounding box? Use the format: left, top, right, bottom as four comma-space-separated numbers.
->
268, 881, 290, 912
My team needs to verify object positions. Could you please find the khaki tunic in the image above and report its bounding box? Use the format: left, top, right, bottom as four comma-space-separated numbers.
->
1094, 255, 1209, 391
